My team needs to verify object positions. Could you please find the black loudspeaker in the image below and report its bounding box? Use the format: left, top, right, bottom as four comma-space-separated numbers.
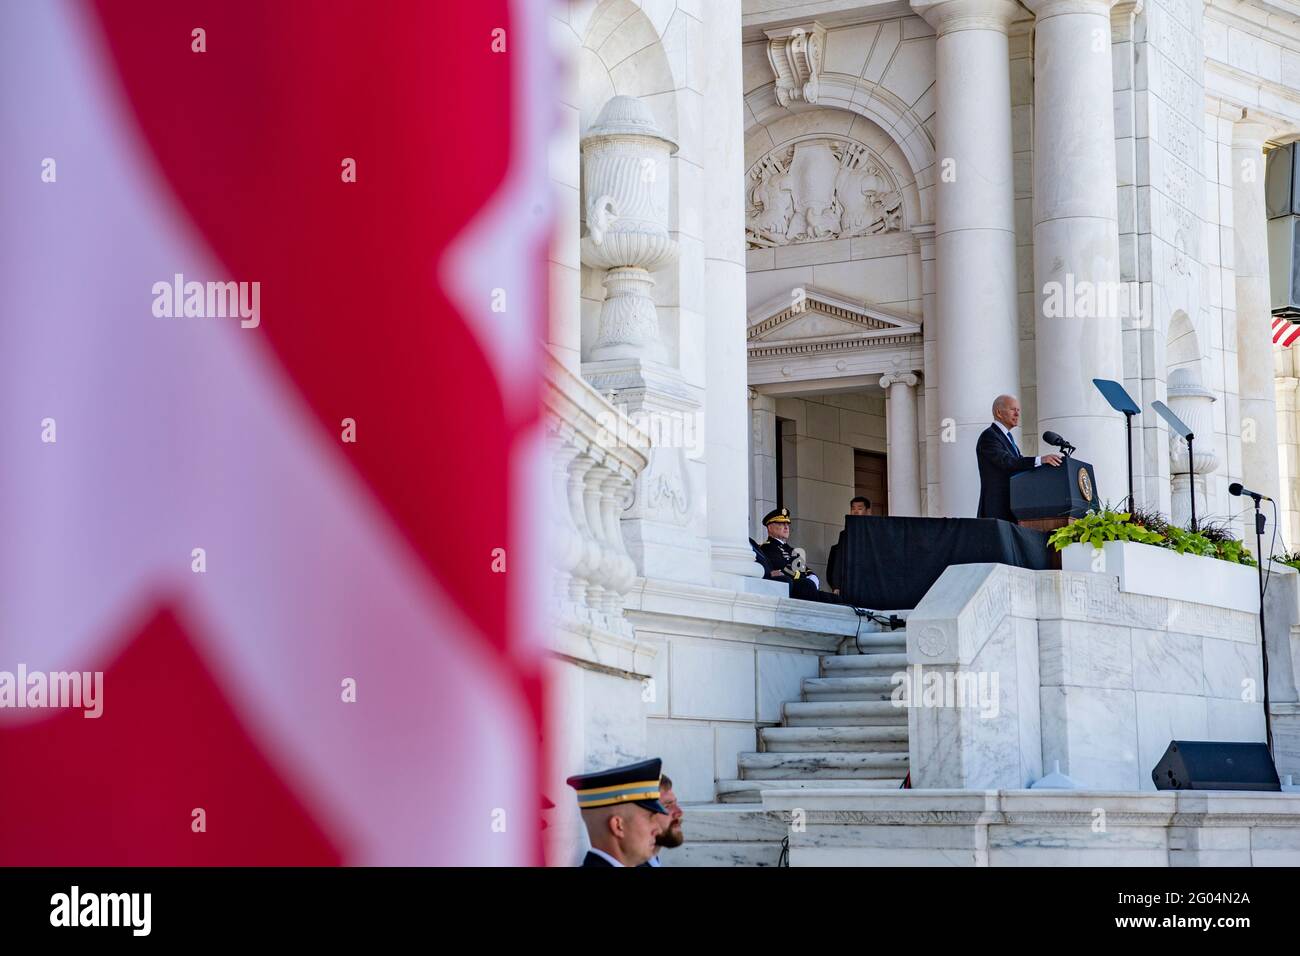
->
1151, 740, 1280, 792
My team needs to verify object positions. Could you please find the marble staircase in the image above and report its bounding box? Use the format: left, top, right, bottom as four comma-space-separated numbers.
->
664, 624, 909, 866
717, 628, 909, 802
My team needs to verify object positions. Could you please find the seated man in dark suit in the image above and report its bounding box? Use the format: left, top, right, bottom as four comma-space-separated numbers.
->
976, 394, 1062, 521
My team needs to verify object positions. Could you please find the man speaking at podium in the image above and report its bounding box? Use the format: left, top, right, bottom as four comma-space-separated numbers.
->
976, 394, 1062, 521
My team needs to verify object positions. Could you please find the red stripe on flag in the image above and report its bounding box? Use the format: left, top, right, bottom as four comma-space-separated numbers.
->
84, 0, 525, 659
0, 604, 343, 865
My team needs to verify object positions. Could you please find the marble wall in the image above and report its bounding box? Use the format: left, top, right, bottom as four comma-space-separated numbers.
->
624, 576, 865, 803
765, 789, 1300, 866
906, 561, 1270, 792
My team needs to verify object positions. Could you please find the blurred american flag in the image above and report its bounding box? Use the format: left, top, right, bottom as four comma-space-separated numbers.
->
0, 0, 551, 865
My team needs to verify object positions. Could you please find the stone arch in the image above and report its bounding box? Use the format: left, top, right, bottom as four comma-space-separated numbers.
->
1166, 310, 1203, 378
577, 0, 681, 139
747, 85, 934, 225
1164, 310, 1218, 527
743, 106, 925, 236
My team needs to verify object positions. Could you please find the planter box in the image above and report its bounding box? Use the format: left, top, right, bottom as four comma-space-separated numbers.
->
1060, 540, 1259, 614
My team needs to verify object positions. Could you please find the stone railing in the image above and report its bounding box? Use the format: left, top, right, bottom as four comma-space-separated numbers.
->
544, 353, 648, 645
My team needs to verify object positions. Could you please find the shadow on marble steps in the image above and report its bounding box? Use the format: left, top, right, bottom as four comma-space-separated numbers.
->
801, 676, 897, 700
837, 632, 907, 652
783, 700, 908, 725
738, 751, 909, 778
820, 652, 907, 674
761, 725, 908, 752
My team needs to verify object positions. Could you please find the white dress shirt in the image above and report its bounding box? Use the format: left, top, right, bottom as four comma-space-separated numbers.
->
588, 847, 624, 867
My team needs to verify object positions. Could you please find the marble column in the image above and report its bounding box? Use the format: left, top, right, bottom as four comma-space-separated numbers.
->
702, 0, 762, 583
1233, 118, 1283, 515
1276, 367, 1300, 547
911, 0, 1022, 518
1025, 0, 1126, 502
546, 6, 582, 374
880, 372, 922, 516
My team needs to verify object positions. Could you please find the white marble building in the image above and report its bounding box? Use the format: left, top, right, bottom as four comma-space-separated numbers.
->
544, 0, 1300, 866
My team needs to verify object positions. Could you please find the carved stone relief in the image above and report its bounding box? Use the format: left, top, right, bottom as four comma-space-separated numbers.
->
745, 137, 904, 248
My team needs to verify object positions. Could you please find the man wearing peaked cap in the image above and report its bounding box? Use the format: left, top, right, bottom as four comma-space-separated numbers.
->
757, 507, 840, 604
567, 757, 668, 867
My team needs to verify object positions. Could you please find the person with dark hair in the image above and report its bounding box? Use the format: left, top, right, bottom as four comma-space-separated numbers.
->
828, 496, 873, 595
642, 774, 683, 867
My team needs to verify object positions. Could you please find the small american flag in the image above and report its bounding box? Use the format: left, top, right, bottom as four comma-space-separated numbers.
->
1272, 316, 1300, 347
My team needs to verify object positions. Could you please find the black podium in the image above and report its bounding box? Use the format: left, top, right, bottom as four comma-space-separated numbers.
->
1010, 456, 1100, 528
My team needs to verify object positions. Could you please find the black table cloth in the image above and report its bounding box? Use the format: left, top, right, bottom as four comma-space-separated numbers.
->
833, 515, 1051, 610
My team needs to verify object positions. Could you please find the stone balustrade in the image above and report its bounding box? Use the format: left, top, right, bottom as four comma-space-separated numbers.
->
544, 353, 649, 645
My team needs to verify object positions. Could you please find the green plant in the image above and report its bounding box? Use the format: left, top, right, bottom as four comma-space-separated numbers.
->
1214, 538, 1258, 567
1048, 510, 1164, 552
1194, 520, 1235, 544
1128, 505, 1170, 538
1277, 551, 1300, 572
1161, 525, 1218, 558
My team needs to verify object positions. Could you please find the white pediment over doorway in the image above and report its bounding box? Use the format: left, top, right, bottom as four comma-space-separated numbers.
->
746, 286, 923, 387
747, 286, 921, 351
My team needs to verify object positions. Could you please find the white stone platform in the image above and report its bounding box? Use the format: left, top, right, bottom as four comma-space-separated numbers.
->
763, 788, 1300, 866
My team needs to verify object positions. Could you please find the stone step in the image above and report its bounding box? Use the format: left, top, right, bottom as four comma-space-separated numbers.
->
784, 699, 907, 726
838, 632, 907, 653
738, 751, 910, 779
675, 804, 788, 842
761, 725, 908, 752
820, 652, 908, 676
715, 778, 906, 803
801, 676, 897, 701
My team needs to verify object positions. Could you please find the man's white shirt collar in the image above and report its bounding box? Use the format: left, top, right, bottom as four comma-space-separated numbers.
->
588, 847, 624, 867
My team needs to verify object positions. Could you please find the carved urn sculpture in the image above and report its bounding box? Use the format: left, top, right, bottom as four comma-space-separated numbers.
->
580, 95, 677, 363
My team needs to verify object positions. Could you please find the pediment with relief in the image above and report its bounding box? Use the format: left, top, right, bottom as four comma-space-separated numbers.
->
747, 288, 921, 358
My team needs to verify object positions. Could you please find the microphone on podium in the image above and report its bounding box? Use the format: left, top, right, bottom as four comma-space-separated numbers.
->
1229, 482, 1271, 503
1042, 431, 1076, 455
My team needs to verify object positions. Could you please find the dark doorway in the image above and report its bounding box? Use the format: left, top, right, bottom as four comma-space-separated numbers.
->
854, 449, 888, 516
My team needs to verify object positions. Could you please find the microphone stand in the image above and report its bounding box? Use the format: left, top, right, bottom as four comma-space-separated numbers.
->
1123, 410, 1135, 514
1250, 494, 1275, 757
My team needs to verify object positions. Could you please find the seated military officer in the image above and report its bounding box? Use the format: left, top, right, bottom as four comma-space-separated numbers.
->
757, 508, 839, 603
566, 757, 669, 867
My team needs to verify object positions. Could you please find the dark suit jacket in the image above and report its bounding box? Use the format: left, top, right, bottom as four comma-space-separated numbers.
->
975, 423, 1036, 521
826, 541, 841, 592
581, 851, 614, 867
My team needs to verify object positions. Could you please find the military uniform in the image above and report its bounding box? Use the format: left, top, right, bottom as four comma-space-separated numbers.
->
566, 757, 669, 867
757, 508, 840, 603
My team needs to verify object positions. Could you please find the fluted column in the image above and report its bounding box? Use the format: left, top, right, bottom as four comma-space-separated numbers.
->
703, 0, 762, 582
1233, 118, 1283, 514
1025, 0, 1126, 501
912, 0, 1022, 518
881, 372, 922, 516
